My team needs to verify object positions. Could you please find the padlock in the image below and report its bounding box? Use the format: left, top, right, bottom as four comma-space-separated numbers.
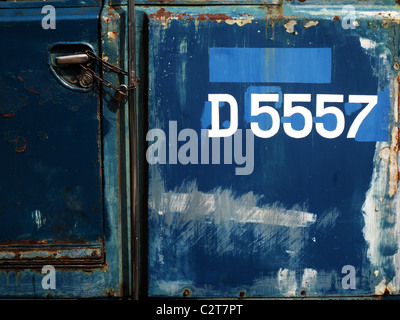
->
113, 84, 128, 102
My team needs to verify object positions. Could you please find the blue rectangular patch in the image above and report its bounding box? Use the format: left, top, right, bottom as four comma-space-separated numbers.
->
209, 48, 332, 84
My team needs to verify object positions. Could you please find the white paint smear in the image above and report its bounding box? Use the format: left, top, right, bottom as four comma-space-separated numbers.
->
277, 268, 297, 297
31, 209, 45, 230
362, 135, 400, 291
301, 268, 318, 292
154, 189, 316, 228
360, 38, 377, 51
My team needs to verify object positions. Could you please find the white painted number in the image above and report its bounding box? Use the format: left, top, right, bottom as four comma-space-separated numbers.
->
283, 94, 313, 139
208, 93, 379, 140
250, 94, 280, 138
347, 95, 378, 139
315, 94, 345, 139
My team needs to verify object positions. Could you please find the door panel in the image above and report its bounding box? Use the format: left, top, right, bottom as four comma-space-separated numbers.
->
0, 0, 126, 298
0, 5, 103, 265
137, 4, 400, 298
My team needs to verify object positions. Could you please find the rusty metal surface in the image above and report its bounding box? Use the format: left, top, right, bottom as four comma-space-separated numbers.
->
136, 2, 400, 298
0, 0, 129, 298
3, 0, 400, 300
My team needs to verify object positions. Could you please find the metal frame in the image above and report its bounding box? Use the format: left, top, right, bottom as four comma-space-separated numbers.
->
128, 0, 139, 300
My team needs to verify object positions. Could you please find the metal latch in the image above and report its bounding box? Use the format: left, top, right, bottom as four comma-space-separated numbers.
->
55, 50, 140, 101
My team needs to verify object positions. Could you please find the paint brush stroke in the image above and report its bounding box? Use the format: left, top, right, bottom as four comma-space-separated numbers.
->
209, 47, 332, 83
152, 189, 316, 228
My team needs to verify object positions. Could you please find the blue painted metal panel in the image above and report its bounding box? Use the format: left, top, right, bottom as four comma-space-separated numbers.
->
0, 7, 103, 246
0, 0, 128, 298
3, 0, 400, 300
140, 5, 400, 298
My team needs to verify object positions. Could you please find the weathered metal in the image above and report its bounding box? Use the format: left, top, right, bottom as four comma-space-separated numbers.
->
138, 1, 400, 298
128, 0, 140, 300
2, 0, 400, 300
0, 0, 128, 298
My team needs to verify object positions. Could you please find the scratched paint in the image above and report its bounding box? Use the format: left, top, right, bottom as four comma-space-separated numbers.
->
0, 3, 124, 298
2, 0, 400, 300
142, 4, 400, 298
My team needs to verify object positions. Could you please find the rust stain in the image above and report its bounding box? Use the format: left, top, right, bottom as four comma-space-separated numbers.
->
333, 16, 340, 21
382, 20, 390, 28
0, 239, 48, 245
14, 137, 26, 153
396, 76, 400, 124
265, 4, 284, 19
107, 31, 119, 39
17, 76, 23, 82
0, 238, 104, 266
103, 16, 111, 29
72, 9, 87, 14
148, 9, 234, 23
195, 13, 233, 21
1, 112, 15, 118
374, 278, 395, 296
37, 131, 48, 140
147, 0, 175, 4
265, 19, 276, 41
28, 88, 40, 95
148, 8, 193, 21
104, 287, 117, 297
0, 238, 94, 246
103, 261, 109, 272
106, 6, 118, 18
182, 288, 191, 297
388, 126, 399, 197
0, 251, 101, 262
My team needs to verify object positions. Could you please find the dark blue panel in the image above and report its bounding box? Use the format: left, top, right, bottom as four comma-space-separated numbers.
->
0, 7, 103, 244
146, 11, 395, 297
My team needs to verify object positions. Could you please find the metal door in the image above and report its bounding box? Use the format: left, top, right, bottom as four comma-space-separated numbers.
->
135, 0, 400, 298
0, 0, 128, 297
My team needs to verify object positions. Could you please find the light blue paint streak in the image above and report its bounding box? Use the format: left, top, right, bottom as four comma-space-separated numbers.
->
209, 48, 332, 83
355, 88, 390, 142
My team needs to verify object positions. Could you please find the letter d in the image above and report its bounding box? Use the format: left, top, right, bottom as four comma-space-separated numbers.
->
42, 265, 56, 289
208, 94, 238, 138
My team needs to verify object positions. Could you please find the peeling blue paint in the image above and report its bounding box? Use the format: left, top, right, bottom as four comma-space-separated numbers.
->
143, 4, 399, 298
2, 0, 400, 300
0, 0, 126, 298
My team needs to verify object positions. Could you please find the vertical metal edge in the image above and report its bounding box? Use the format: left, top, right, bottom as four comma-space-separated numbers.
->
128, 0, 139, 300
